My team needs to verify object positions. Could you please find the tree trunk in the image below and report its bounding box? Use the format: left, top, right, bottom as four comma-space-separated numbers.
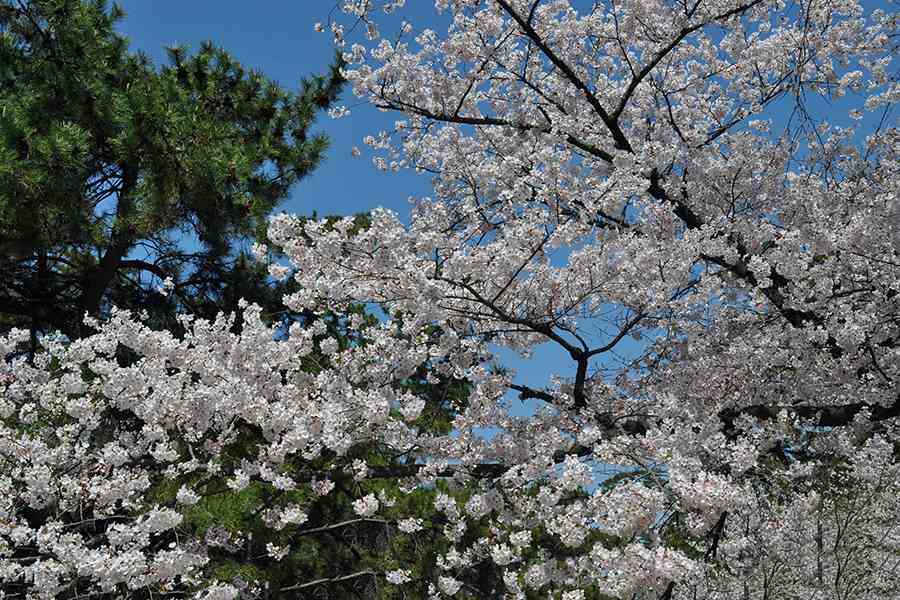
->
78, 167, 137, 334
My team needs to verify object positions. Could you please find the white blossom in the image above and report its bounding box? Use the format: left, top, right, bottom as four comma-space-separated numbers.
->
352, 494, 379, 517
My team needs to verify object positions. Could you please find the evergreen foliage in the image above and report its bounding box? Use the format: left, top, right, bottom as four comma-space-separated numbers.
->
0, 0, 343, 342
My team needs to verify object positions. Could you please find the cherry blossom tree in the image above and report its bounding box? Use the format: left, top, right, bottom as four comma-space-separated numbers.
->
2, 0, 899, 598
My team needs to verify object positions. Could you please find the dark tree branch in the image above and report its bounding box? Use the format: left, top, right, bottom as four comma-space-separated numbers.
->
494, 0, 633, 152
719, 397, 900, 436
611, 0, 766, 121
705, 511, 728, 560
374, 100, 614, 162
118, 259, 168, 279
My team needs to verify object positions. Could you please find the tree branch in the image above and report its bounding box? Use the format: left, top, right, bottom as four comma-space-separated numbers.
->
118, 259, 168, 279
279, 570, 376, 593
374, 101, 613, 162
294, 518, 388, 538
494, 0, 633, 152
611, 0, 766, 121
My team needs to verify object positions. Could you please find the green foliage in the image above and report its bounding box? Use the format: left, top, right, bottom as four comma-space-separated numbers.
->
661, 516, 706, 561
0, 0, 343, 340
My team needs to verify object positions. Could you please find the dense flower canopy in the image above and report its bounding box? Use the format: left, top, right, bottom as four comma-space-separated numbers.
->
2, 0, 899, 598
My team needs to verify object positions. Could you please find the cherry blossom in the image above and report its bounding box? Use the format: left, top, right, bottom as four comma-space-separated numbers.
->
3, 0, 899, 597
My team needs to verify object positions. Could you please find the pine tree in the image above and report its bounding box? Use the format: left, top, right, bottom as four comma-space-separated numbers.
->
0, 0, 343, 344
